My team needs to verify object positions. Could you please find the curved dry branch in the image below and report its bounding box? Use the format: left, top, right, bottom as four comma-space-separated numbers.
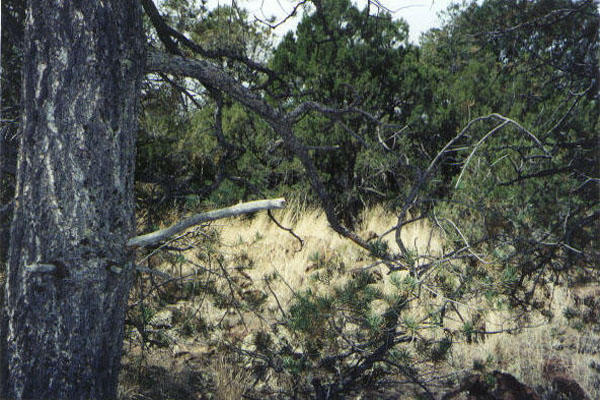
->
127, 198, 286, 248
268, 209, 304, 251
254, 0, 308, 30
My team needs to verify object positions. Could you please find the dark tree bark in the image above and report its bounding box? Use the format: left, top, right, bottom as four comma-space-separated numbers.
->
0, 128, 16, 264
0, 1, 145, 399
0, 0, 24, 264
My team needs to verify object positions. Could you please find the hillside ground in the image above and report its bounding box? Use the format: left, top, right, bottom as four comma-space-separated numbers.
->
119, 204, 599, 399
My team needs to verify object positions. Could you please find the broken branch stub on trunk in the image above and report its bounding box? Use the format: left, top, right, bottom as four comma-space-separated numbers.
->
127, 198, 286, 248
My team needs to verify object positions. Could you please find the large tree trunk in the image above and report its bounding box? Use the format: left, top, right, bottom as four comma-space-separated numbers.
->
0, 0, 24, 264
0, 1, 144, 399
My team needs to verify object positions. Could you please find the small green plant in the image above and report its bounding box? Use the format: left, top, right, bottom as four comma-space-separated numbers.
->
368, 239, 389, 258
462, 321, 475, 343
139, 304, 155, 325
177, 309, 207, 337
430, 337, 452, 362
563, 306, 579, 320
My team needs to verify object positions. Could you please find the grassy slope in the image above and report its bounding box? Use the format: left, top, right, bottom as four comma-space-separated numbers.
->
120, 205, 599, 399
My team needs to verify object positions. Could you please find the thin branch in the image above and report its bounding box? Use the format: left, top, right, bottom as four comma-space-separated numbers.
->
226, 175, 306, 248
337, 119, 369, 148
489, 113, 550, 156
127, 198, 286, 248
288, 101, 402, 130
0, 200, 14, 215
254, 0, 308, 30
499, 166, 574, 186
268, 209, 304, 251
159, 73, 203, 109
138, 231, 197, 264
135, 265, 173, 280
128, 271, 201, 308
454, 120, 510, 189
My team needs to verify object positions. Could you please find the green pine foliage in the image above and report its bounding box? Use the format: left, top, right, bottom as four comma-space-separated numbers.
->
114, 0, 600, 397
268, 0, 429, 220
423, 0, 599, 306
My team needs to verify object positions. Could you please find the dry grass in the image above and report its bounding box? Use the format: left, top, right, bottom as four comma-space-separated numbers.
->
122, 203, 599, 399
209, 354, 253, 400
446, 283, 599, 398
215, 203, 444, 305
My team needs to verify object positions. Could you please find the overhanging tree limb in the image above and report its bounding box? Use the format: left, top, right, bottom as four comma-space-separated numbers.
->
127, 198, 286, 248
146, 50, 375, 252
147, 50, 282, 124
141, 0, 277, 77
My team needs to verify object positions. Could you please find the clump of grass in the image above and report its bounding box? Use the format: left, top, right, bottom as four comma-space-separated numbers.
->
209, 354, 253, 400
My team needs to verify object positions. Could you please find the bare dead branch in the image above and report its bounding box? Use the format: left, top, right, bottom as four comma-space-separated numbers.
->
267, 209, 304, 251
454, 119, 510, 189
127, 198, 286, 248
254, 0, 308, 30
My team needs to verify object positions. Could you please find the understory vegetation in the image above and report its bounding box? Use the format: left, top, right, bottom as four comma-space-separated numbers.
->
119, 205, 599, 399
1, 0, 598, 398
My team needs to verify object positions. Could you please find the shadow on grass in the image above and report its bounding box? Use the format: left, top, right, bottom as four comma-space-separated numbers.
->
119, 358, 210, 400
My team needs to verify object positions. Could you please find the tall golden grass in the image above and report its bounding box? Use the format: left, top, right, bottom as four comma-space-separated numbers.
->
215, 205, 598, 398
122, 204, 598, 399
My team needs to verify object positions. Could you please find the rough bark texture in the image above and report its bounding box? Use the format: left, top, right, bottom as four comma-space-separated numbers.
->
0, 0, 24, 264
0, 1, 144, 399
0, 129, 16, 264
